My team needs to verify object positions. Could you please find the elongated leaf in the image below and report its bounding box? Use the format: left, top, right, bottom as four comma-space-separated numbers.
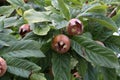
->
0, 33, 16, 42
84, 64, 98, 80
0, 6, 14, 17
5, 57, 41, 78
51, 0, 59, 9
57, 0, 70, 20
1, 40, 45, 58
85, 21, 113, 41
3, 49, 45, 58
50, 13, 68, 29
81, 3, 107, 14
4, 17, 17, 28
77, 58, 87, 77
71, 35, 118, 68
105, 36, 120, 53
78, 12, 118, 31
33, 26, 50, 36
52, 52, 71, 80
101, 0, 118, 4
30, 73, 46, 80
7, 0, 25, 7
0, 16, 6, 31
88, 4, 107, 14
24, 9, 50, 23
101, 67, 117, 80
104, 36, 120, 76
0, 40, 9, 46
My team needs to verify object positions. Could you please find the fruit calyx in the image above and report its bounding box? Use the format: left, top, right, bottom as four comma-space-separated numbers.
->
67, 18, 84, 35
19, 24, 31, 37
51, 34, 70, 54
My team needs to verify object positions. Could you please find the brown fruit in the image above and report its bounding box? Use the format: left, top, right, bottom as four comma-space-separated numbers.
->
24, 0, 28, 3
19, 24, 31, 37
51, 34, 70, 54
95, 41, 105, 47
67, 19, 84, 35
0, 57, 7, 77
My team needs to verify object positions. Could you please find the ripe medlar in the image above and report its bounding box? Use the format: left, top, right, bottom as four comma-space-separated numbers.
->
19, 24, 31, 37
51, 34, 70, 54
24, 0, 28, 3
0, 57, 7, 77
67, 18, 84, 35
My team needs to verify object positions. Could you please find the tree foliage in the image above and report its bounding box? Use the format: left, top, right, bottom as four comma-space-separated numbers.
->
0, 0, 120, 80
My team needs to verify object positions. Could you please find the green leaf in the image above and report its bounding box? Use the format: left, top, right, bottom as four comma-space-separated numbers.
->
5, 57, 41, 78
105, 36, 120, 53
33, 26, 50, 36
52, 52, 71, 80
84, 65, 105, 80
1, 40, 45, 58
0, 16, 6, 31
50, 13, 68, 29
0, 6, 14, 17
24, 9, 50, 23
71, 40, 85, 58
30, 73, 46, 80
0, 33, 16, 42
4, 17, 17, 28
112, 10, 120, 27
7, 0, 30, 10
84, 21, 113, 41
84, 64, 98, 80
77, 58, 87, 77
57, 0, 70, 20
101, 0, 118, 4
7, 0, 25, 7
51, 0, 59, 10
88, 4, 107, 14
29, 0, 45, 7
71, 35, 119, 68
0, 40, 9, 47
78, 12, 118, 31
101, 67, 117, 80
81, 3, 107, 14
104, 36, 120, 76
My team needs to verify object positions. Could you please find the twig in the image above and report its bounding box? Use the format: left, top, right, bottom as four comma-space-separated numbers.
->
108, 7, 117, 18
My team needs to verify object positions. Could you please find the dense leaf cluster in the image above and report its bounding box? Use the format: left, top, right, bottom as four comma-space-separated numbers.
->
0, 0, 120, 80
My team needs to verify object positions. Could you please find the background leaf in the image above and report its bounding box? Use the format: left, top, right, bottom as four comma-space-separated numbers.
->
5, 57, 41, 78
71, 35, 119, 68
0, 6, 14, 17
101, 67, 117, 80
1, 40, 45, 58
7, 0, 25, 8
30, 73, 46, 80
112, 10, 120, 27
24, 9, 50, 23
57, 0, 70, 20
79, 12, 118, 31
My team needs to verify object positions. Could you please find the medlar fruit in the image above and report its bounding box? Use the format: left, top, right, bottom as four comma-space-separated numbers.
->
19, 24, 31, 38
0, 57, 7, 77
24, 0, 28, 3
67, 18, 84, 35
51, 34, 70, 54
